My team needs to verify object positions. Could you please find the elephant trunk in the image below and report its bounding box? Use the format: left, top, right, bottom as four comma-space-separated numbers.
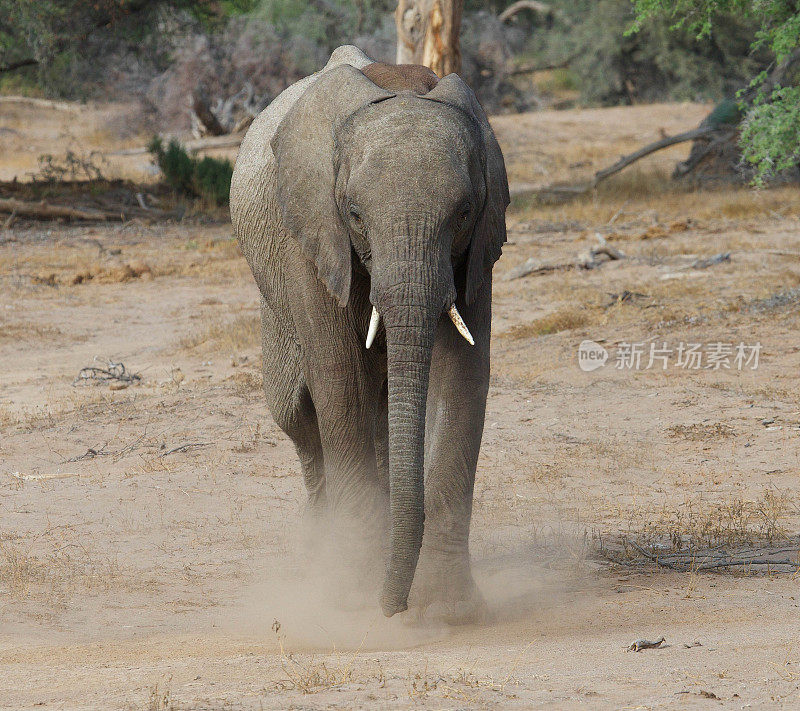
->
379, 297, 438, 617
373, 218, 455, 617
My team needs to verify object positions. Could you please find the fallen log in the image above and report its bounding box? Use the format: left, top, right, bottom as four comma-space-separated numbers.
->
0, 197, 121, 221
628, 637, 666, 652
0, 58, 38, 74
509, 51, 580, 76
687, 251, 731, 270
107, 134, 244, 157
0, 197, 173, 222
0, 95, 82, 113
505, 233, 624, 279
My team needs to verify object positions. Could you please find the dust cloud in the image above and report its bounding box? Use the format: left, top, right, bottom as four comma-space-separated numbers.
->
217, 521, 586, 652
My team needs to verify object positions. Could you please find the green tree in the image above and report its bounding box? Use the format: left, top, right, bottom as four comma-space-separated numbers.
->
630, 0, 800, 182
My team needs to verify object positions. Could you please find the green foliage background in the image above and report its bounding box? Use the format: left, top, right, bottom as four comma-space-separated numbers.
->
1, 0, 796, 182
630, 0, 800, 181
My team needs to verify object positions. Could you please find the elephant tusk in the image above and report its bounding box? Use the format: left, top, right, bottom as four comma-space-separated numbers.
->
448, 304, 475, 346
365, 306, 381, 349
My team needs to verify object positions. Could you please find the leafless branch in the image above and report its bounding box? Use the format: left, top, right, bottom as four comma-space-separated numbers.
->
593, 126, 725, 185
0, 57, 38, 74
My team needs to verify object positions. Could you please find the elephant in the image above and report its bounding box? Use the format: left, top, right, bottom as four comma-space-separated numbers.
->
230, 45, 509, 620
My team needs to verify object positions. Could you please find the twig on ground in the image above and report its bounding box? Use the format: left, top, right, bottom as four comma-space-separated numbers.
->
73, 358, 141, 386
11, 471, 81, 481
625, 541, 685, 570
628, 637, 666, 652
65, 445, 109, 463
756, 249, 800, 259
160, 442, 211, 457
607, 201, 630, 226
687, 252, 731, 270
505, 234, 625, 280
613, 539, 800, 572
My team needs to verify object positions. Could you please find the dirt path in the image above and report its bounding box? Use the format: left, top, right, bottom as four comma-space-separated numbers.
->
2, 102, 800, 709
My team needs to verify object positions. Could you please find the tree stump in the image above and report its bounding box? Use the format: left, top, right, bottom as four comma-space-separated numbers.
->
395, 0, 463, 77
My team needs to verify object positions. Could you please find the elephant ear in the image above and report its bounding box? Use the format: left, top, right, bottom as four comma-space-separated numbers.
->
423, 74, 510, 304
271, 65, 394, 306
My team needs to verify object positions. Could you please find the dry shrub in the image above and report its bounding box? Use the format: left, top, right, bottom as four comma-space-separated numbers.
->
501, 306, 592, 339
624, 489, 795, 552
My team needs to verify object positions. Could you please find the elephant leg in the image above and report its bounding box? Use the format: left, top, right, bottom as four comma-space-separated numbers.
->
286, 387, 326, 514
301, 329, 388, 571
260, 297, 325, 512
302, 365, 387, 605
414, 289, 491, 621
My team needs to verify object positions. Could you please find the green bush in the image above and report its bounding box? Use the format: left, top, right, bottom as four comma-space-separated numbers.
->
630, 0, 800, 184
148, 137, 233, 206
194, 155, 235, 206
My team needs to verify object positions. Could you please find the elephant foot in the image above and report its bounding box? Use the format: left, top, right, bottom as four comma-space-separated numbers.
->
420, 594, 488, 626
410, 548, 487, 626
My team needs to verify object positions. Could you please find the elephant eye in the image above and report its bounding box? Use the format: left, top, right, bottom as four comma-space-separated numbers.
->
349, 204, 363, 227
456, 203, 472, 230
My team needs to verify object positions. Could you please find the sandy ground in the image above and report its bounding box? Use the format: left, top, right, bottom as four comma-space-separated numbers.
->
2, 100, 800, 710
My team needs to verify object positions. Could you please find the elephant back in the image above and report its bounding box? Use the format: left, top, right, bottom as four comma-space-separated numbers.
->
230, 45, 376, 288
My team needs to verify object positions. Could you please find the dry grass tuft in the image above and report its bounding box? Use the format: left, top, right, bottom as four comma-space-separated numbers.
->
511, 168, 800, 228
667, 423, 736, 441
226, 370, 263, 395
271, 627, 370, 694
181, 314, 260, 353
0, 539, 145, 599
0, 322, 69, 344
501, 306, 592, 340
147, 681, 174, 711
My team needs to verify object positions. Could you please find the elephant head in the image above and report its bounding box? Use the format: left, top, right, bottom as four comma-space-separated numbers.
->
271, 64, 509, 617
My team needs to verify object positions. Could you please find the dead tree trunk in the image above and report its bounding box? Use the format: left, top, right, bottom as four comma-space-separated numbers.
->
395, 0, 463, 77
191, 90, 227, 137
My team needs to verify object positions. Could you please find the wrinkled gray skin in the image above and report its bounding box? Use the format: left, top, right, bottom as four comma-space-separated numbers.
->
230, 46, 509, 619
